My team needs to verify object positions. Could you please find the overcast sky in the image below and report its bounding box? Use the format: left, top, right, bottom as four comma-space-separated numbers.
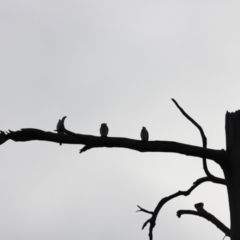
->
1, 0, 239, 239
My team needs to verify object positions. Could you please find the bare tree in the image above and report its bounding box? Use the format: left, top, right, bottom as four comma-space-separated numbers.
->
0, 99, 237, 239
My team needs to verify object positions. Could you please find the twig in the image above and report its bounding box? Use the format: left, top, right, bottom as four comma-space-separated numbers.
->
172, 99, 225, 185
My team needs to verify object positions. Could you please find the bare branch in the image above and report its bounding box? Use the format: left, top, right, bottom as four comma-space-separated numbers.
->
136, 205, 153, 214
177, 203, 230, 237
193, 177, 225, 186
0, 129, 84, 145
172, 99, 226, 183
172, 98, 207, 145
138, 177, 212, 239
0, 127, 227, 164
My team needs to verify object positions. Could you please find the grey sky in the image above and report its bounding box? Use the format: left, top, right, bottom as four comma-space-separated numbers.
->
0, 0, 239, 239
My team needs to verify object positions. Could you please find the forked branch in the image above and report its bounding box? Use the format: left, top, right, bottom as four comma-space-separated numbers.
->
177, 203, 230, 237
0, 100, 229, 240
137, 176, 213, 240
136, 100, 226, 240
172, 99, 225, 184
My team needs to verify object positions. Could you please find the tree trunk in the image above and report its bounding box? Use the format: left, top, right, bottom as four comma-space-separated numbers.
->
225, 111, 240, 240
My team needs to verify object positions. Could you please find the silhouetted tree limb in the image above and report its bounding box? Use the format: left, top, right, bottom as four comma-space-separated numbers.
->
58, 124, 94, 153
0, 127, 227, 165
193, 177, 225, 186
177, 203, 230, 237
172, 99, 225, 185
137, 176, 215, 240
0, 99, 233, 239
136, 206, 153, 214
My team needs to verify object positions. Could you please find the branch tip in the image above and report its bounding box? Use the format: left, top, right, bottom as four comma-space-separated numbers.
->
80, 145, 93, 154
195, 202, 204, 210
142, 219, 150, 230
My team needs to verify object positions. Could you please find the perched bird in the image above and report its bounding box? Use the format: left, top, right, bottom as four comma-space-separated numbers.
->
56, 119, 63, 133
55, 116, 67, 133
141, 127, 149, 142
100, 123, 108, 137
55, 116, 67, 146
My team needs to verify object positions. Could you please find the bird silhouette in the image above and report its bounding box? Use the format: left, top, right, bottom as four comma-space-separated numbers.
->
100, 123, 108, 137
55, 116, 67, 146
55, 116, 67, 133
141, 127, 149, 142
56, 119, 63, 133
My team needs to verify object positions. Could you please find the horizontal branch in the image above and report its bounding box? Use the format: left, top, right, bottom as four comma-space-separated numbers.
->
177, 203, 230, 237
0, 128, 227, 164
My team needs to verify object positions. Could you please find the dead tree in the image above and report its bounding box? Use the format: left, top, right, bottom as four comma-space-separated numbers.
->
0, 99, 237, 239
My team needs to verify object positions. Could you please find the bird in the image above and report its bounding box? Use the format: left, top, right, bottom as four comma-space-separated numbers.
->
56, 119, 63, 133
55, 116, 67, 133
141, 127, 149, 142
55, 116, 67, 146
100, 123, 108, 137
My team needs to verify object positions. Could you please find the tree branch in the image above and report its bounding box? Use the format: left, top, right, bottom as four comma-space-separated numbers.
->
136, 205, 153, 214
177, 203, 230, 237
0, 128, 227, 164
172, 99, 226, 183
137, 177, 212, 240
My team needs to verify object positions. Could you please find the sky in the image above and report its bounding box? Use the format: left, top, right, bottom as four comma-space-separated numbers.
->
0, 0, 239, 239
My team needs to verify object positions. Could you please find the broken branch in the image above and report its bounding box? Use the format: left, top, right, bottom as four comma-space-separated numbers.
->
177, 203, 230, 237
